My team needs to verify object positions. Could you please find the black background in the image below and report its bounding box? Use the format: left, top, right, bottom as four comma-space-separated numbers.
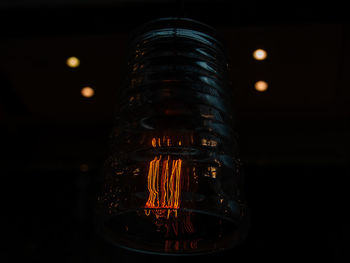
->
1, 1, 349, 262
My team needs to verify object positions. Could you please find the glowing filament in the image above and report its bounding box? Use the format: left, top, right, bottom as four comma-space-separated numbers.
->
145, 156, 182, 210
145, 137, 183, 214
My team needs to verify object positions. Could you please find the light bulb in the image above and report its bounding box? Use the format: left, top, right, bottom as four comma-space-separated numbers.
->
97, 17, 249, 255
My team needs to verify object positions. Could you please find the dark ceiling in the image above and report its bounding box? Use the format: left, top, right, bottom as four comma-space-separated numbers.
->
1, 1, 349, 262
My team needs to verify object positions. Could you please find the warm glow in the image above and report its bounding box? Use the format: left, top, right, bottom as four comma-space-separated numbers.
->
152, 138, 157, 147
81, 86, 95, 98
66, 56, 80, 68
255, 81, 268, 92
144, 138, 197, 249
253, 49, 267, 60
145, 157, 182, 209
145, 138, 183, 217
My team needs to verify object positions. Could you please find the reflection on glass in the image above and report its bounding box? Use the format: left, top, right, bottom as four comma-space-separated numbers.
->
97, 17, 248, 255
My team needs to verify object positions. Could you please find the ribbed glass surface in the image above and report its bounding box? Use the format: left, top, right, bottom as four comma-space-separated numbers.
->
97, 18, 248, 255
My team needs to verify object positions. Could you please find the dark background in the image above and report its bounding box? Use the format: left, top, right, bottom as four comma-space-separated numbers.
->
1, 0, 349, 262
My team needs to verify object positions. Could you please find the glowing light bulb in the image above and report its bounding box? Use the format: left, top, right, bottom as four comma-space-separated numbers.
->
98, 18, 249, 255
81, 86, 94, 98
66, 56, 80, 68
255, 81, 268, 92
253, 49, 267, 61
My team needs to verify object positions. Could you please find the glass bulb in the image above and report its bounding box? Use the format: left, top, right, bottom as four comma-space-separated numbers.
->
97, 17, 249, 255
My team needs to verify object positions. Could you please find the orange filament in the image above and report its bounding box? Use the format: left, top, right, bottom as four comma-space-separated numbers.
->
145, 137, 183, 215
145, 156, 182, 210
144, 137, 197, 250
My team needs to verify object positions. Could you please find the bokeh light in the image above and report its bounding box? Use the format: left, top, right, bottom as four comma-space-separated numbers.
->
255, 81, 268, 92
81, 86, 95, 98
253, 49, 267, 61
66, 56, 80, 68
